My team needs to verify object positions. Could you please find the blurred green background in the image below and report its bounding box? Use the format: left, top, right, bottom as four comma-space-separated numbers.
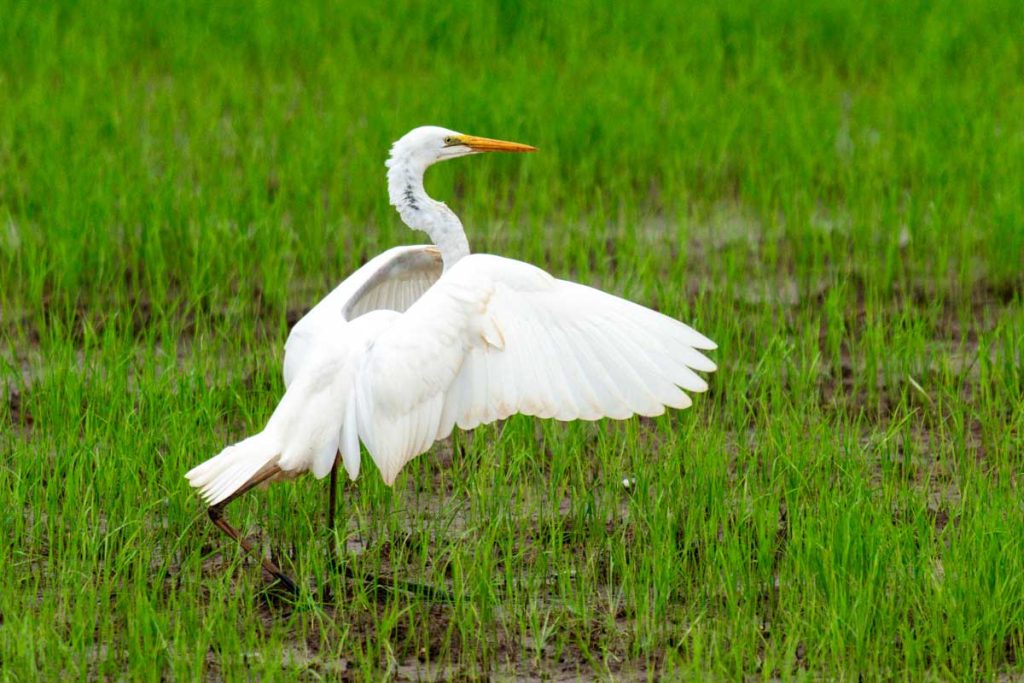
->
2, 0, 1021, 317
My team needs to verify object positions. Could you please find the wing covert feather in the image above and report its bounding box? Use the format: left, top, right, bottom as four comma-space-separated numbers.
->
354, 254, 716, 485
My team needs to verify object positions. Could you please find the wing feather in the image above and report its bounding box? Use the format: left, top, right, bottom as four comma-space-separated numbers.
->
354, 254, 717, 485
283, 246, 443, 388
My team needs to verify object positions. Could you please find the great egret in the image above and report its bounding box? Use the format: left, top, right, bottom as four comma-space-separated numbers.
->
186, 126, 717, 591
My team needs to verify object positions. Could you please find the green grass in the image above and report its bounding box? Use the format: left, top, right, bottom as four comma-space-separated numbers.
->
2, 0, 1023, 678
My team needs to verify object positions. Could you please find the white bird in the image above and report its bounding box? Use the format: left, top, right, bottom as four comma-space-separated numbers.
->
186, 126, 717, 590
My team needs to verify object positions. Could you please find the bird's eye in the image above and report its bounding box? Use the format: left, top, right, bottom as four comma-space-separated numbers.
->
443, 136, 458, 146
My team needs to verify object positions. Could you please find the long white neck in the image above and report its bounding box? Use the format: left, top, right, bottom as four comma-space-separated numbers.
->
386, 154, 470, 270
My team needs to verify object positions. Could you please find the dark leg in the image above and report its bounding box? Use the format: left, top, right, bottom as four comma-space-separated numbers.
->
326, 454, 343, 581
319, 458, 452, 602
206, 465, 298, 594
328, 454, 339, 536
318, 455, 342, 603
320, 455, 452, 604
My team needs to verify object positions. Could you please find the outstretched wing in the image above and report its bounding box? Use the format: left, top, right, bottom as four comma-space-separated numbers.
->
283, 245, 443, 388
353, 253, 717, 484
341, 247, 444, 321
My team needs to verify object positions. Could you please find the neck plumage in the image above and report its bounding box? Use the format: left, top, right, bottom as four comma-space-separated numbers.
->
386, 154, 470, 270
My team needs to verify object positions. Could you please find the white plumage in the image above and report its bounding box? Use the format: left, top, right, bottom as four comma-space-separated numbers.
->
187, 250, 716, 501
188, 311, 400, 504
281, 245, 443, 388
185, 126, 717, 587
353, 253, 716, 485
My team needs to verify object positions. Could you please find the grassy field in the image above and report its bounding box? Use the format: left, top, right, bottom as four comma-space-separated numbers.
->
2, 0, 1023, 678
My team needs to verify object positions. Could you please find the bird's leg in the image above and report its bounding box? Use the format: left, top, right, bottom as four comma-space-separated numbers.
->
327, 453, 343, 573
320, 454, 345, 603
206, 465, 298, 594
320, 454, 452, 603
328, 454, 339, 536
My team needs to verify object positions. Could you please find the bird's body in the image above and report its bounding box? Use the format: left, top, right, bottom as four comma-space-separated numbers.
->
185, 125, 717, 590
188, 252, 716, 502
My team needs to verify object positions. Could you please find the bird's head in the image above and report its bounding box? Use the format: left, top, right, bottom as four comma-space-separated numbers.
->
387, 126, 536, 169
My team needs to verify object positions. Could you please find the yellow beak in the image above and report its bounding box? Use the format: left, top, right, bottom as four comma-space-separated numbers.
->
456, 134, 537, 153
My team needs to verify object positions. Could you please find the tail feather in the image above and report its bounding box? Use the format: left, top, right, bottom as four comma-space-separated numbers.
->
185, 431, 280, 506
